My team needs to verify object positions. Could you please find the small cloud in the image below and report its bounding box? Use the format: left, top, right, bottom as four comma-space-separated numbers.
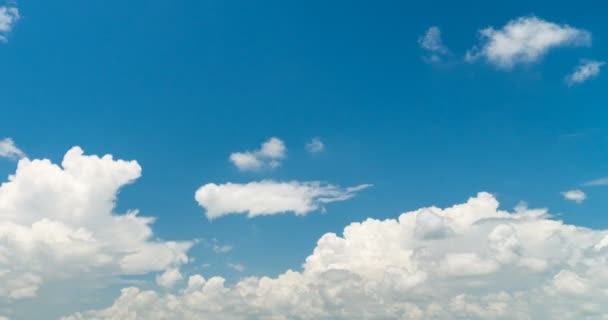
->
212, 239, 233, 254
583, 177, 608, 187
195, 180, 372, 219
306, 137, 325, 153
155, 268, 184, 288
229, 137, 286, 171
565, 60, 605, 86
466, 16, 591, 69
418, 26, 449, 62
0, 137, 25, 160
561, 190, 586, 204
227, 263, 245, 272
0, 5, 19, 42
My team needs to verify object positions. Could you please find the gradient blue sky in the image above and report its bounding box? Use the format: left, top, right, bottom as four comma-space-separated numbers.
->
1, 0, 608, 318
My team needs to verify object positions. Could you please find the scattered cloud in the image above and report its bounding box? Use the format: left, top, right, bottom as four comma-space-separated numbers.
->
0, 5, 19, 42
305, 137, 325, 153
565, 60, 605, 85
418, 26, 449, 62
155, 268, 184, 288
194, 180, 372, 219
0, 147, 193, 299
212, 239, 233, 254
0, 137, 25, 160
229, 137, 286, 171
466, 16, 591, 69
226, 263, 245, 273
64, 193, 608, 319
561, 189, 587, 203
583, 177, 608, 186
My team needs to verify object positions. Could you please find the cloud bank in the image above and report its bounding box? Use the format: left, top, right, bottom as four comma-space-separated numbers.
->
0, 147, 192, 299
195, 180, 372, 219
467, 16, 591, 69
65, 192, 608, 319
229, 137, 286, 171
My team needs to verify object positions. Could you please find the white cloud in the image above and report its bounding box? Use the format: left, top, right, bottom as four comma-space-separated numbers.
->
212, 239, 233, 254
0, 5, 18, 42
466, 16, 591, 69
156, 268, 184, 288
418, 26, 449, 62
561, 189, 586, 203
0, 147, 193, 299
583, 177, 608, 186
0, 138, 25, 160
566, 60, 605, 85
194, 180, 372, 219
229, 137, 286, 171
305, 138, 324, 153
226, 263, 245, 272
64, 192, 608, 319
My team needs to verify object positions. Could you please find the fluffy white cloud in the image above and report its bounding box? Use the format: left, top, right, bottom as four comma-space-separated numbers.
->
0, 6, 19, 42
566, 60, 605, 85
229, 137, 286, 171
305, 138, 324, 153
0, 147, 193, 299
0, 138, 25, 160
561, 189, 587, 203
64, 192, 608, 319
418, 26, 449, 62
467, 16, 591, 69
194, 180, 372, 219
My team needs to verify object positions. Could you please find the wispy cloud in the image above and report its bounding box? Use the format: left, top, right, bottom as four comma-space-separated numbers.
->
565, 60, 605, 85
0, 137, 25, 160
226, 263, 245, 272
195, 180, 372, 219
305, 137, 325, 153
0, 5, 19, 42
418, 26, 449, 62
466, 16, 591, 69
583, 177, 608, 186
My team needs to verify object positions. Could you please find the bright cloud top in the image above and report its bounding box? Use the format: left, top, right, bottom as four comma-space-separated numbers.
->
195, 180, 372, 219
0, 147, 193, 299
561, 189, 587, 203
0, 137, 25, 160
0, 5, 19, 42
566, 60, 605, 85
229, 137, 286, 171
467, 16, 591, 69
418, 26, 449, 62
65, 192, 608, 319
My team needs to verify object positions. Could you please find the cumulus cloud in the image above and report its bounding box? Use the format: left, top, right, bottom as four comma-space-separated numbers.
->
305, 138, 324, 153
64, 192, 608, 319
466, 16, 591, 69
194, 180, 372, 219
0, 5, 19, 42
561, 190, 587, 203
0, 147, 193, 299
418, 26, 449, 62
229, 137, 286, 171
0, 138, 25, 160
566, 60, 605, 85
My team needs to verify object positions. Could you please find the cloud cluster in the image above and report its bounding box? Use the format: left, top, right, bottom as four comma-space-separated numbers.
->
0, 147, 193, 299
195, 180, 372, 219
229, 137, 286, 171
0, 138, 25, 160
418, 26, 449, 62
0, 5, 18, 42
565, 60, 605, 85
64, 192, 608, 319
466, 16, 591, 69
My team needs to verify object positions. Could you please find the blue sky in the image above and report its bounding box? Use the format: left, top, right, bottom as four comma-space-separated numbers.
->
1, 0, 608, 319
